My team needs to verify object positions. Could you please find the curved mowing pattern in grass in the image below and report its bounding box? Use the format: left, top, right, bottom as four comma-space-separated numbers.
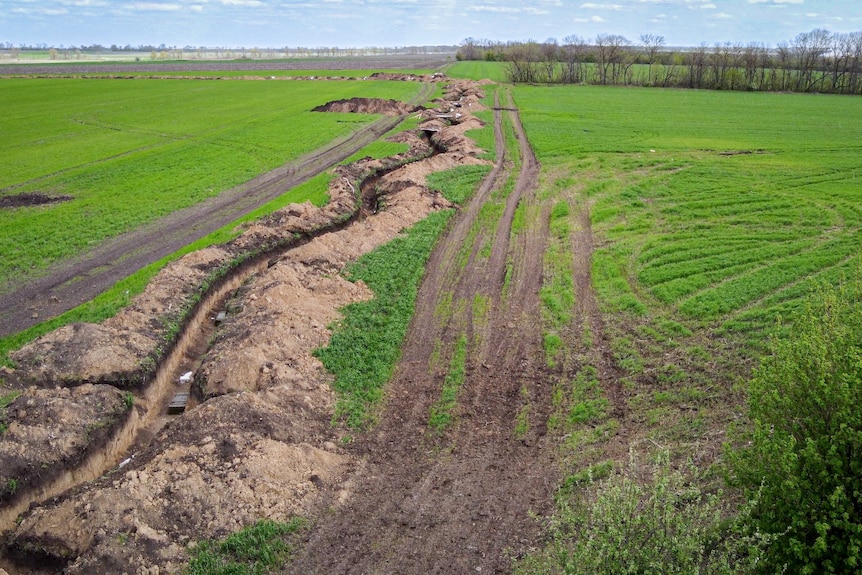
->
0, 78, 422, 286
514, 84, 862, 343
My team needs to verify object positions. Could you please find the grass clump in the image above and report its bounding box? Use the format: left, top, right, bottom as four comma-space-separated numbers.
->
186, 518, 305, 575
516, 453, 768, 575
0, 390, 20, 434
429, 334, 468, 432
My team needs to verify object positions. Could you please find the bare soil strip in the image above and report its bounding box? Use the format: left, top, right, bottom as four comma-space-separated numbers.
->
0, 83, 432, 338
287, 93, 554, 575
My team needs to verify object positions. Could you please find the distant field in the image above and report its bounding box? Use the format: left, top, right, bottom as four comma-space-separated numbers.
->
447, 61, 508, 83
0, 77, 422, 288
515, 84, 862, 345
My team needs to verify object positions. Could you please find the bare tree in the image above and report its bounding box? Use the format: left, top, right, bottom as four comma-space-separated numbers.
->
504, 40, 542, 83
458, 37, 481, 61
561, 34, 588, 84
793, 28, 831, 91
541, 38, 559, 83
595, 34, 630, 85
639, 33, 665, 86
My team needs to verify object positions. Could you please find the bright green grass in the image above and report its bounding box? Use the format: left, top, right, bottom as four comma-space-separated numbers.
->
53, 68, 437, 78
185, 518, 305, 575
428, 334, 468, 431
0, 78, 422, 288
515, 84, 862, 343
447, 61, 508, 83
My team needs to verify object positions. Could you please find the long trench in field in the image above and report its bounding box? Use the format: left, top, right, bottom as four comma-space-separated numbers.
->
0, 130, 447, 538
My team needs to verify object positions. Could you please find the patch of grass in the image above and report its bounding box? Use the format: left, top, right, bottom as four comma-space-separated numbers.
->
426, 165, 491, 206
0, 390, 21, 434
447, 61, 509, 83
429, 334, 468, 432
558, 460, 614, 496
516, 83, 862, 348
514, 384, 531, 439
185, 518, 305, 575
540, 197, 576, 367
316, 210, 454, 428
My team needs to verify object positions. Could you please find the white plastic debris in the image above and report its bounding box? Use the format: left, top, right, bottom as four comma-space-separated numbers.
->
179, 371, 193, 384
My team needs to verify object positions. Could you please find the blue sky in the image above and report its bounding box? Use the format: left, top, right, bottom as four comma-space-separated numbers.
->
1, 0, 860, 49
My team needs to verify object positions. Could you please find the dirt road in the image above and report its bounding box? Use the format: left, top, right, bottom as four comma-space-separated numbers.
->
288, 90, 553, 574
0, 83, 432, 339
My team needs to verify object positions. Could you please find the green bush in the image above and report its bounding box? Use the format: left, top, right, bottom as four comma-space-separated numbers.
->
728, 277, 862, 574
516, 452, 765, 575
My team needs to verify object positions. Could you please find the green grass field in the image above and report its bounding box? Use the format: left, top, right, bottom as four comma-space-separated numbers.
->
447, 61, 508, 83
0, 78, 423, 289
516, 84, 862, 345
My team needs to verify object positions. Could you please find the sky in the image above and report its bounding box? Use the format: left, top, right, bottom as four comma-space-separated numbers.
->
1, 0, 861, 50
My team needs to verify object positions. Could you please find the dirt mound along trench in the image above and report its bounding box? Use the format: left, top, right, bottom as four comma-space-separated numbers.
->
1, 82, 492, 572
312, 97, 422, 116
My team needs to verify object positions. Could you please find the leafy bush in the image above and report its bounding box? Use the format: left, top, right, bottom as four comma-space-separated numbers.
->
516, 452, 765, 575
728, 277, 862, 574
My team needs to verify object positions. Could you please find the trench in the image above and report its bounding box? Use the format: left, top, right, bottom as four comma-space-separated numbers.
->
0, 126, 450, 546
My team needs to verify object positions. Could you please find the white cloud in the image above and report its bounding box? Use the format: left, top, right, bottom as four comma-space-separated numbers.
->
467, 5, 520, 13
580, 2, 623, 9
12, 6, 69, 15
573, 14, 607, 22
712, 11, 733, 19
701, 3, 716, 8
59, 0, 108, 6
130, 2, 182, 11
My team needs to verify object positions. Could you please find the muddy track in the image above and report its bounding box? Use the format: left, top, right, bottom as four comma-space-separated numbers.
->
288, 91, 554, 574
0, 82, 433, 339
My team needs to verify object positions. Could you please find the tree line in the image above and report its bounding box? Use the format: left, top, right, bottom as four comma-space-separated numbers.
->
458, 29, 862, 95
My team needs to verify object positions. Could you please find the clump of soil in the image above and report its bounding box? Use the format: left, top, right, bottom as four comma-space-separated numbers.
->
1, 80, 492, 572
0, 384, 129, 518
0, 193, 73, 209
312, 97, 421, 116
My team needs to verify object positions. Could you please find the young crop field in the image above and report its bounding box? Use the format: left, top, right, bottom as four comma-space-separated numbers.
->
0, 77, 423, 291
515, 84, 862, 345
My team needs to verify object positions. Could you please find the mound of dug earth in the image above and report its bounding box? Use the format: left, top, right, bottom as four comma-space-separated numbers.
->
0, 193, 73, 209
312, 97, 420, 116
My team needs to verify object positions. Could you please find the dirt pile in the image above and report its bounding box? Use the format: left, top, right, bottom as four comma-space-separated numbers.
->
0, 193, 73, 209
312, 97, 421, 116
0, 80, 491, 572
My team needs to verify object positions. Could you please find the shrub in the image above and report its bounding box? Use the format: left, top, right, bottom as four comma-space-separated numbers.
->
516, 452, 766, 575
728, 277, 862, 574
